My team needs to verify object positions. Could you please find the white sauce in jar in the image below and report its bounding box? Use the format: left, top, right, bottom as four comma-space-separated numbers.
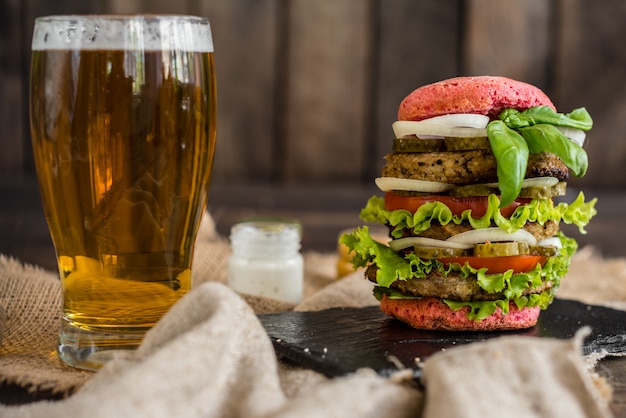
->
228, 221, 303, 304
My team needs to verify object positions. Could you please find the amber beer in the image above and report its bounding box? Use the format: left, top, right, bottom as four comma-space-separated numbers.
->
30, 16, 216, 369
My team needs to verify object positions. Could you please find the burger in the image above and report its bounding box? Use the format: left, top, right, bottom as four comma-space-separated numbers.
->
340, 76, 597, 331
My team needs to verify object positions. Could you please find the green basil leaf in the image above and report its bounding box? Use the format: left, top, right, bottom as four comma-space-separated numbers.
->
499, 108, 531, 129
499, 106, 593, 131
486, 120, 529, 207
519, 124, 588, 177
565, 108, 594, 130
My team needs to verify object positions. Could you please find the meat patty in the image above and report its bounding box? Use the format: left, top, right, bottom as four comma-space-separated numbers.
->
365, 264, 553, 302
381, 150, 569, 185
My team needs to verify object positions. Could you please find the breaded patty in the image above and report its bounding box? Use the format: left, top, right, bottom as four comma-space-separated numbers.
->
381, 150, 569, 185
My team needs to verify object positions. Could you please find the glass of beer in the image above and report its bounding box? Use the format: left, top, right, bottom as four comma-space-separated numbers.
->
29, 15, 216, 370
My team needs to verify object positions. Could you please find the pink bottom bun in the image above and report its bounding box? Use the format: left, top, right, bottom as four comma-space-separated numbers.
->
380, 295, 540, 331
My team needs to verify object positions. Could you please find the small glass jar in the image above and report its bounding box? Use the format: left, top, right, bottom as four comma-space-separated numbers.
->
228, 221, 303, 304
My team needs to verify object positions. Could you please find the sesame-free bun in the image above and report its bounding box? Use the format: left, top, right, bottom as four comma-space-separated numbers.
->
398, 76, 555, 121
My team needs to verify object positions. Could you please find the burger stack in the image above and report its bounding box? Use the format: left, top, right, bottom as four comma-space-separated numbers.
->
341, 76, 597, 331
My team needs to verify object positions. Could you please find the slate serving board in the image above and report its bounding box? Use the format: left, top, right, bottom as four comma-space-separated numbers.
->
258, 298, 626, 379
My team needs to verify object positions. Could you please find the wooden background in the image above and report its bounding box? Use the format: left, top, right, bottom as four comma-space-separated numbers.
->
1, 0, 625, 189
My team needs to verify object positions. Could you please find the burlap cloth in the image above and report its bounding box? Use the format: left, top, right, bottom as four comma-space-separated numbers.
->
0, 213, 624, 417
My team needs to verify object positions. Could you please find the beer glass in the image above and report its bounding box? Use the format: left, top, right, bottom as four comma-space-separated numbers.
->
30, 15, 216, 370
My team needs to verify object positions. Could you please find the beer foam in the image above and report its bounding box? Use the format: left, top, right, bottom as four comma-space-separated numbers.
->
32, 15, 214, 52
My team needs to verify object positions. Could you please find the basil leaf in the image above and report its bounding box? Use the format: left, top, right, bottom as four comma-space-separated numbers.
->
519, 124, 588, 177
486, 120, 529, 207
499, 106, 593, 131
499, 108, 532, 129
565, 108, 593, 130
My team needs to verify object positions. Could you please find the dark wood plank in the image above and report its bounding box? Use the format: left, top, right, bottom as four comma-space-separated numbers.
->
374, 0, 462, 178
3, 0, 626, 189
552, 0, 626, 189
463, 0, 552, 88
0, 0, 27, 174
195, 0, 281, 183
106, 0, 192, 14
282, 0, 374, 182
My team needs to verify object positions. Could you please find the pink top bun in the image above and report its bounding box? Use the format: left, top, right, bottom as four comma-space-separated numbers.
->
398, 76, 555, 121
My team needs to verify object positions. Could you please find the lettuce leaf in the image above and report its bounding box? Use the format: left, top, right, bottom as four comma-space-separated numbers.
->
443, 291, 555, 321
339, 222, 578, 322
340, 223, 576, 293
360, 192, 597, 239
339, 226, 415, 287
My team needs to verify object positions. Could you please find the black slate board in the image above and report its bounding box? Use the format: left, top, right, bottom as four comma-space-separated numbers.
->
257, 298, 626, 379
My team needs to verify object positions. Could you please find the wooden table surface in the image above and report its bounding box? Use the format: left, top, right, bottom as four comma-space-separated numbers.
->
1, 177, 625, 414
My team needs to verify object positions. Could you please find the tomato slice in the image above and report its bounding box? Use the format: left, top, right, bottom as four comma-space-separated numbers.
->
384, 192, 532, 218
438, 255, 548, 274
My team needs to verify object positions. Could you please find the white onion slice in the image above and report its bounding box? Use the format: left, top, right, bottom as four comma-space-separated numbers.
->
426, 113, 489, 128
537, 237, 563, 249
389, 237, 473, 252
483, 176, 560, 189
375, 177, 453, 193
392, 121, 487, 139
411, 114, 489, 128
557, 127, 586, 146
446, 227, 537, 246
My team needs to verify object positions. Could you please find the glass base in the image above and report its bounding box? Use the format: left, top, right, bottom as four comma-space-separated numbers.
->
57, 320, 147, 371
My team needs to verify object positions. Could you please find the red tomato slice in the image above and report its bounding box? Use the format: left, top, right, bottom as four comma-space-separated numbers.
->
384, 192, 532, 218
438, 255, 548, 274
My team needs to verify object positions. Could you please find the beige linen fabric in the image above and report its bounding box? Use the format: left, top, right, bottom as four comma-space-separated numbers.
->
421, 329, 613, 418
0, 213, 622, 417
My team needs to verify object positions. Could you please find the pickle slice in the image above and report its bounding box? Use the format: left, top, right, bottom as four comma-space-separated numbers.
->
392, 136, 490, 153
518, 182, 567, 199
529, 245, 558, 257
393, 137, 444, 153
473, 242, 530, 257
450, 182, 567, 199
449, 184, 498, 197
443, 137, 490, 151
413, 246, 469, 259
389, 190, 433, 197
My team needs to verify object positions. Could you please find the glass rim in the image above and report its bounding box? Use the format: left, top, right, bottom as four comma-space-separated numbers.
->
32, 14, 213, 52
34, 14, 210, 24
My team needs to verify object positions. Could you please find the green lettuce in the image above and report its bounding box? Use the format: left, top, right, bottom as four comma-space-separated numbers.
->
443, 291, 555, 321
340, 226, 577, 321
360, 193, 597, 239
341, 225, 577, 290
